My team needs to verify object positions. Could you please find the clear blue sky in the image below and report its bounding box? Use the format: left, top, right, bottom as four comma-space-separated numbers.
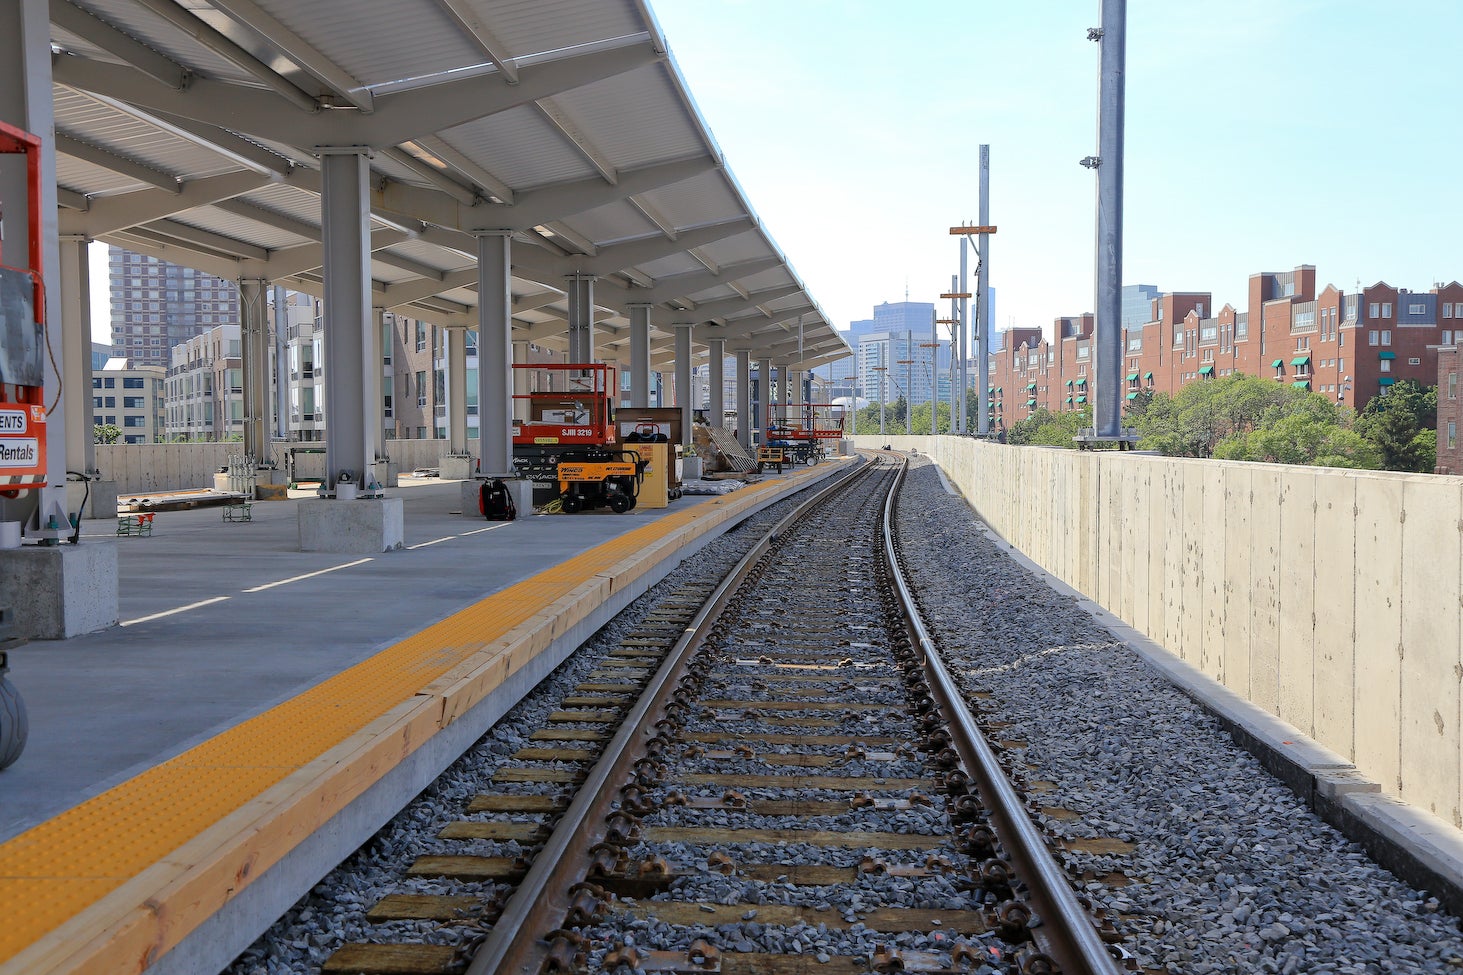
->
651, 0, 1463, 337
87, 1, 1463, 345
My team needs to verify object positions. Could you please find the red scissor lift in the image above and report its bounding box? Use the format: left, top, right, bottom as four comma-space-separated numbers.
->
762, 400, 846, 466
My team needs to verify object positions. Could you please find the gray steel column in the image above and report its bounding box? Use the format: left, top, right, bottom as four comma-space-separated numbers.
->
1093, 0, 1126, 439
446, 326, 468, 454
566, 273, 595, 363
904, 332, 913, 435
58, 236, 95, 474
367, 308, 386, 473
477, 232, 513, 476
674, 324, 693, 446
976, 145, 992, 435
319, 147, 372, 491
273, 286, 289, 440
756, 357, 772, 442
1, 0, 65, 512
239, 277, 271, 462
629, 302, 652, 405
707, 338, 725, 428
735, 349, 751, 449
930, 317, 939, 432
958, 240, 969, 434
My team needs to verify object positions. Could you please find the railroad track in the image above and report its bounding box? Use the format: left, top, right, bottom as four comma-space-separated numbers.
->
317, 453, 1128, 975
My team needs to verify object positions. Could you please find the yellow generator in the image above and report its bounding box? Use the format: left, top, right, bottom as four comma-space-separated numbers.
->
555, 447, 646, 513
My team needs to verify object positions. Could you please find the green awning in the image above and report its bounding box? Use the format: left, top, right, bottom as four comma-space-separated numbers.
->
1379, 350, 1397, 360
1076, 395, 1088, 403
1125, 391, 1139, 400
1065, 396, 1073, 404
1125, 372, 1139, 381
996, 386, 1002, 393
1064, 379, 1074, 387
988, 386, 995, 393
1026, 382, 1037, 390
1199, 365, 1214, 376
1143, 371, 1154, 380
1291, 380, 1310, 389
1291, 355, 1310, 365
1075, 377, 1087, 385
1379, 376, 1398, 386
1271, 358, 1284, 368
1026, 398, 1037, 406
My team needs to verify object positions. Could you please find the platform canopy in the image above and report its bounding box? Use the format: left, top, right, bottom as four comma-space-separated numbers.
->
46, 0, 849, 371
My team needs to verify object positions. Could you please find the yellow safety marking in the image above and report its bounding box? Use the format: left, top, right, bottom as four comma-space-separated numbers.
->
0, 467, 821, 970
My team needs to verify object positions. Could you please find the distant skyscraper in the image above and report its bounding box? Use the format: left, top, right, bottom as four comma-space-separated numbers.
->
108, 246, 240, 368
1122, 283, 1161, 330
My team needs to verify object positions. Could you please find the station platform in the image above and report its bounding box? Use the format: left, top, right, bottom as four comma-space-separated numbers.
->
0, 461, 848, 975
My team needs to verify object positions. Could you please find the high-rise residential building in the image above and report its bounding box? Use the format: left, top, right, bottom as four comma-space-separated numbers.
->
108, 246, 240, 368
165, 324, 242, 442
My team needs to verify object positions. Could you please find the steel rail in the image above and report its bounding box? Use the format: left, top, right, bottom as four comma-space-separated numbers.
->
881, 455, 1126, 974
466, 455, 887, 975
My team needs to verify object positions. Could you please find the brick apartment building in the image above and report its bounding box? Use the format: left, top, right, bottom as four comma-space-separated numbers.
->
986, 265, 1463, 427
1438, 346, 1462, 474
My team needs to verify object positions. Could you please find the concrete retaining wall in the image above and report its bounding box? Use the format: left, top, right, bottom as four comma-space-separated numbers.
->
856, 435, 1463, 828
95, 440, 468, 493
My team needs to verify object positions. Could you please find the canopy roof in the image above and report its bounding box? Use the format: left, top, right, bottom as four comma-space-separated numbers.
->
48, 0, 849, 370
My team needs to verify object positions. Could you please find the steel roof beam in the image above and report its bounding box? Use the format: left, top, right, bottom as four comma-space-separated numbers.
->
211, 197, 319, 241
56, 133, 179, 192
668, 285, 801, 324
57, 187, 89, 210
58, 170, 275, 236
252, 228, 409, 278
621, 257, 781, 305
382, 146, 478, 205
561, 218, 753, 278
149, 109, 303, 175
50, 0, 189, 90
127, 0, 320, 112
207, 0, 375, 112
410, 136, 514, 204
533, 97, 616, 183
142, 218, 269, 260
430, 0, 519, 84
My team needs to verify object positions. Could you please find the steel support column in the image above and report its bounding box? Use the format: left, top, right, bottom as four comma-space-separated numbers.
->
367, 308, 387, 475
477, 232, 513, 476
756, 357, 772, 443
446, 326, 468, 454
58, 237, 95, 476
273, 285, 289, 440
674, 324, 693, 446
566, 273, 595, 363
976, 145, 992, 436
735, 349, 751, 449
1093, 0, 1126, 440
629, 302, 652, 406
240, 277, 271, 463
319, 147, 373, 491
707, 338, 725, 429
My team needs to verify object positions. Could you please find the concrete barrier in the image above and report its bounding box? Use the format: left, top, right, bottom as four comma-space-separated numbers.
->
857, 435, 1463, 829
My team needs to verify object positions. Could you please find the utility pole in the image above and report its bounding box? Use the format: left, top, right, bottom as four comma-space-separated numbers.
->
900, 328, 913, 435
976, 145, 992, 435
948, 216, 995, 435
1084, 0, 1132, 444
939, 276, 971, 434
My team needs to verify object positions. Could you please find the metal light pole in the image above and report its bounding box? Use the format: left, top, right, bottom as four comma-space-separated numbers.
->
976, 145, 992, 435
900, 329, 913, 435
1087, 0, 1126, 441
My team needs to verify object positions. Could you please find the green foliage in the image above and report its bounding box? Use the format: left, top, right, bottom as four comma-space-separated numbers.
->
1009, 406, 1090, 447
94, 423, 121, 444
1354, 380, 1437, 472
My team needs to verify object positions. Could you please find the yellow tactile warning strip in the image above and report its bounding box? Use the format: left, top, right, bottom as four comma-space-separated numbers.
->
0, 466, 833, 975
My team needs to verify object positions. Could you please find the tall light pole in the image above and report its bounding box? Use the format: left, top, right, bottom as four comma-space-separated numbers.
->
873, 363, 887, 436
898, 328, 913, 435
939, 279, 971, 433
1084, 0, 1130, 444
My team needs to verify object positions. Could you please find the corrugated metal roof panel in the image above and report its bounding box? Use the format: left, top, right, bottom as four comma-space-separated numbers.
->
637, 170, 743, 228
55, 154, 144, 197
549, 63, 707, 171
170, 208, 310, 251
439, 106, 597, 190
66, 0, 263, 86
456, 0, 644, 62
557, 202, 659, 248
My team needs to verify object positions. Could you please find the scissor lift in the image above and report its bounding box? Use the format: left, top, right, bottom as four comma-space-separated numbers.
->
762, 402, 847, 466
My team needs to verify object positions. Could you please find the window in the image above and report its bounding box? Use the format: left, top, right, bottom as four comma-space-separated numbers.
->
1380, 359, 1391, 373
1450, 373, 1458, 400
383, 394, 394, 418
1447, 303, 1455, 319
124, 396, 145, 409
416, 370, 428, 407
1450, 421, 1458, 450
415, 322, 427, 352
1409, 303, 1426, 316
93, 396, 102, 408
1368, 330, 1379, 346
123, 415, 145, 427
104, 396, 115, 407
1382, 330, 1392, 345
1369, 303, 1380, 319
1382, 302, 1393, 318
1445, 331, 1455, 346
104, 377, 115, 388
123, 376, 144, 389
1409, 357, 1421, 366
92, 377, 102, 389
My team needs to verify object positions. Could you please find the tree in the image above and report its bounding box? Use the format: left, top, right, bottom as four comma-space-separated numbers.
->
94, 423, 121, 444
1355, 379, 1437, 472
1009, 406, 1090, 447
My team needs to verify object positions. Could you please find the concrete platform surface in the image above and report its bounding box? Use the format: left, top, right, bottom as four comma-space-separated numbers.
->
0, 463, 848, 975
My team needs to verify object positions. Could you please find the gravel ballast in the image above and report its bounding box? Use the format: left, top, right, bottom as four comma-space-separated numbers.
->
894, 458, 1463, 974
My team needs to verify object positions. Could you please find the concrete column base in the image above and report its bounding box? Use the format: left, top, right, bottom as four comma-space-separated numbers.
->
439, 455, 473, 480
459, 478, 536, 519
297, 498, 405, 553
68, 479, 119, 519
0, 542, 120, 640
681, 454, 703, 480
369, 459, 399, 489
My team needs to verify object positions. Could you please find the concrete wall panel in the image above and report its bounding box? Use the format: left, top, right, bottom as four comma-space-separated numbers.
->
1199, 460, 1227, 679
1180, 462, 1206, 672
1221, 464, 1252, 689
1163, 459, 1187, 659
1312, 473, 1357, 759
1248, 466, 1283, 714
1276, 469, 1317, 737
1353, 474, 1404, 794
1399, 477, 1462, 824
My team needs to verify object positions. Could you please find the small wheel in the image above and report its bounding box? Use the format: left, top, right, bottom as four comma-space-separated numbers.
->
609, 493, 632, 513
561, 493, 584, 513
628, 492, 640, 508
0, 677, 28, 771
